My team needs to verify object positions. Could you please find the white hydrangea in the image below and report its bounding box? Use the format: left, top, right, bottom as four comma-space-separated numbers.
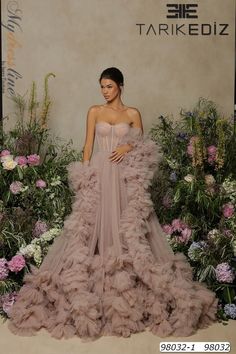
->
222, 178, 236, 202
18, 244, 36, 257
50, 176, 61, 186
40, 228, 61, 242
232, 239, 236, 257
184, 174, 195, 183
17, 228, 61, 263
33, 245, 42, 266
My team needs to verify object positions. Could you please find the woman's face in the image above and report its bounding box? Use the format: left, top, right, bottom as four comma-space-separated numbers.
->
100, 78, 121, 102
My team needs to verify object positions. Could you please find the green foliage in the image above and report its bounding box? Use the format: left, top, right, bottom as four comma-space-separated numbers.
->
150, 97, 236, 320
0, 74, 82, 318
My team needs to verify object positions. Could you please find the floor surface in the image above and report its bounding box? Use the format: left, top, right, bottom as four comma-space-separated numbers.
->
1, 319, 235, 354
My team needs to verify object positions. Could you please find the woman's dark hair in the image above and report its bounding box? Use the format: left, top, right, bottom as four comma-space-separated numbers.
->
99, 67, 124, 88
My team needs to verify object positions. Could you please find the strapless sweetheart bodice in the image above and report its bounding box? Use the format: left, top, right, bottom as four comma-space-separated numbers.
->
95, 121, 131, 152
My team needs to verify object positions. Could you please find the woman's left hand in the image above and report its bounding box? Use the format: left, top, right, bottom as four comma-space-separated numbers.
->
109, 144, 132, 163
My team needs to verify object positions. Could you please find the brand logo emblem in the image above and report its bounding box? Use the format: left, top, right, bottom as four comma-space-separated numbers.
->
167, 4, 198, 19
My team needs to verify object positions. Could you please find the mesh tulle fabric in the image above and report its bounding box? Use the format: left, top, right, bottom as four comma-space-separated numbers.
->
7, 122, 218, 340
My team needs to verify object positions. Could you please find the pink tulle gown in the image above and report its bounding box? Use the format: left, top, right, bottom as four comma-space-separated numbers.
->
7, 121, 218, 340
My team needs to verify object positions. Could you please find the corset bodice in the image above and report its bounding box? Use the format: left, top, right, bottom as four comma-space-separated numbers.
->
95, 121, 131, 152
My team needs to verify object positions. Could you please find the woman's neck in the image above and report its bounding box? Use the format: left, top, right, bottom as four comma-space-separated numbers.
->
104, 97, 126, 111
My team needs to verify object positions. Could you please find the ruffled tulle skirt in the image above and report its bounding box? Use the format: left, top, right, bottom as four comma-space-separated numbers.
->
7, 140, 218, 340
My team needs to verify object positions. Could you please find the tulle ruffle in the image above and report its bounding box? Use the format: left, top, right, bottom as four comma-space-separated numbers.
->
7, 127, 218, 340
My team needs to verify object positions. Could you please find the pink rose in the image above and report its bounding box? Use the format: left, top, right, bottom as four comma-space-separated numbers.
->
207, 145, 217, 156
35, 179, 47, 188
222, 203, 235, 218
27, 154, 40, 166
171, 218, 186, 231
178, 227, 192, 243
9, 181, 23, 194
7, 255, 26, 272
162, 224, 173, 235
0, 149, 11, 157
15, 155, 27, 166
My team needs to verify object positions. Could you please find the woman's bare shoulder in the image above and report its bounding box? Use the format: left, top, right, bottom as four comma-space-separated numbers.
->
126, 106, 141, 116
126, 106, 142, 123
87, 104, 104, 113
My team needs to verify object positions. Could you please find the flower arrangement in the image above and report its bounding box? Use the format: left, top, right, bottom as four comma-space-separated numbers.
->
0, 74, 81, 319
150, 97, 236, 321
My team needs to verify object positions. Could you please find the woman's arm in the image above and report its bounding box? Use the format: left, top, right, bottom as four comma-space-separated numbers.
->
130, 108, 144, 133
109, 108, 144, 163
82, 106, 97, 163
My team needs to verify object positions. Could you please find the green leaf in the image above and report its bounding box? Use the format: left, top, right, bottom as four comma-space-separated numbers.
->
16, 165, 23, 180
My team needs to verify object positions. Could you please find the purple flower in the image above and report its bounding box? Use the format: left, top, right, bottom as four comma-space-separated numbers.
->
177, 132, 188, 141
35, 179, 47, 188
169, 172, 177, 182
33, 220, 48, 237
186, 111, 193, 117
27, 154, 40, 166
215, 262, 235, 283
0, 258, 9, 280
7, 254, 26, 272
223, 229, 233, 237
188, 241, 207, 261
224, 304, 236, 319
14, 155, 27, 166
9, 181, 23, 194
1, 291, 17, 316
162, 194, 172, 208
222, 203, 235, 218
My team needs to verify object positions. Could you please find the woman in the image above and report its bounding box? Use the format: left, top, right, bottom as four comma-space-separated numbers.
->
8, 67, 218, 340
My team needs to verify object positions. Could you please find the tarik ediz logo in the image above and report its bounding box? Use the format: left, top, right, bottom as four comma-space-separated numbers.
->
136, 3, 229, 36
166, 3, 198, 19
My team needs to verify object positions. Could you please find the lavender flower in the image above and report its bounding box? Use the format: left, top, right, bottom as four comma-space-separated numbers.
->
215, 262, 235, 283
0, 258, 9, 280
162, 194, 172, 208
188, 241, 207, 261
169, 172, 177, 182
176, 132, 188, 141
33, 220, 48, 237
1, 291, 17, 316
224, 304, 236, 319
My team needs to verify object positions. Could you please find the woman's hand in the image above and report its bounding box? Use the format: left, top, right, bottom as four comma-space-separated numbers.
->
109, 144, 132, 163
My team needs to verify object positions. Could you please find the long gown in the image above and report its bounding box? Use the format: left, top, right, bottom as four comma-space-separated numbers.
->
7, 121, 218, 340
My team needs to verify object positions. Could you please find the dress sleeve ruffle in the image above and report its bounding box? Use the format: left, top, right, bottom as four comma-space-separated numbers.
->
118, 127, 162, 180
66, 160, 97, 193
